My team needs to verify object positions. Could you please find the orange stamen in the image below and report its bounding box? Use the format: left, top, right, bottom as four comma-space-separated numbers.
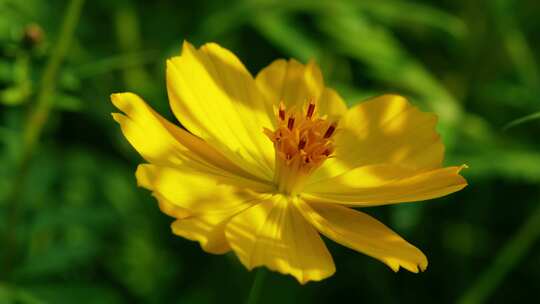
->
265, 99, 338, 194
324, 123, 336, 138
287, 117, 295, 130
306, 102, 315, 119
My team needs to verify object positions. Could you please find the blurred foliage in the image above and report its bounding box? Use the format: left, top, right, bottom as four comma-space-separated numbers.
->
1, 0, 540, 303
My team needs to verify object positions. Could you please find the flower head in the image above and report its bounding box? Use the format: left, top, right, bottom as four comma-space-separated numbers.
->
111, 41, 467, 284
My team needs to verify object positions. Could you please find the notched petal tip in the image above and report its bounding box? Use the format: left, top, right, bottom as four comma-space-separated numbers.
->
110, 93, 123, 108
170, 217, 233, 255
110, 92, 123, 100
248, 264, 335, 285
384, 252, 428, 274
297, 267, 336, 285
368, 93, 408, 104
152, 192, 191, 219
180, 40, 224, 57
110, 91, 130, 103
110, 92, 147, 116
420, 259, 429, 272
181, 39, 195, 53
454, 164, 470, 188
134, 164, 160, 190
110, 112, 124, 123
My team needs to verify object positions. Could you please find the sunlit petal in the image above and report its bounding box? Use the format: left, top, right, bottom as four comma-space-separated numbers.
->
111, 92, 269, 187
167, 42, 275, 180
255, 59, 347, 119
153, 192, 191, 219
304, 164, 467, 206
225, 195, 335, 284
311, 94, 444, 182
297, 199, 427, 273
171, 204, 251, 255
136, 164, 272, 211
136, 164, 262, 255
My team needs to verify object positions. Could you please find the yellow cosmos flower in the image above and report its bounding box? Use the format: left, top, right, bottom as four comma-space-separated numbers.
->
111, 41, 467, 284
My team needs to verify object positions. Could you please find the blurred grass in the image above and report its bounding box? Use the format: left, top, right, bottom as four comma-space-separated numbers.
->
1, 0, 539, 303
503, 111, 540, 130
2, 0, 84, 277
458, 202, 540, 304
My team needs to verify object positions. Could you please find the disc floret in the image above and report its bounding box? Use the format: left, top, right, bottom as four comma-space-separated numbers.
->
264, 100, 337, 195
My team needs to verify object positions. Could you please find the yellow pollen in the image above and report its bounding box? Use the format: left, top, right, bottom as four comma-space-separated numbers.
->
264, 100, 337, 195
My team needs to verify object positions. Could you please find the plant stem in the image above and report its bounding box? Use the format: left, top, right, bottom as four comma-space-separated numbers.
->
2, 0, 85, 279
23, 0, 85, 150
457, 202, 540, 304
246, 268, 268, 304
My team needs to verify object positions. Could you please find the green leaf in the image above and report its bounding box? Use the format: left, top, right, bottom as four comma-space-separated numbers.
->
503, 111, 540, 130
0, 82, 32, 105
490, 0, 540, 88
353, 0, 467, 39
316, 4, 463, 130
452, 148, 540, 182
0, 284, 45, 304
53, 93, 83, 111
26, 284, 123, 304
250, 12, 321, 62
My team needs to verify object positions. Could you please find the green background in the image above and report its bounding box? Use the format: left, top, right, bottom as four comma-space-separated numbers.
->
1, 0, 539, 303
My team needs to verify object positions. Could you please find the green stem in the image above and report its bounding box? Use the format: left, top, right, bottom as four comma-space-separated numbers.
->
457, 202, 540, 304
2, 0, 85, 279
23, 0, 85, 150
246, 268, 268, 304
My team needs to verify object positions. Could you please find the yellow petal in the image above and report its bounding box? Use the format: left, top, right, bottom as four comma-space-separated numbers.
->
225, 195, 335, 284
318, 87, 348, 120
255, 59, 347, 118
136, 164, 261, 255
171, 203, 251, 255
136, 164, 272, 212
296, 199, 427, 273
167, 42, 275, 180
311, 94, 444, 182
111, 92, 268, 186
303, 164, 467, 206
152, 193, 191, 219
111, 92, 189, 167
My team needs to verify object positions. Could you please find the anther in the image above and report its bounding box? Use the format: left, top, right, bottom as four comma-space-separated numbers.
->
275, 131, 283, 142
323, 123, 336, 138
267, 99, 336, 195
278, 103, 286, 121
306, 102, 315, 119
298, 137, 307, 150
287, 117, 295, 130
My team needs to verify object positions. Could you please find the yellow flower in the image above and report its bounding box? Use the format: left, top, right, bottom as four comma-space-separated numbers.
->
111, 41, 467, 284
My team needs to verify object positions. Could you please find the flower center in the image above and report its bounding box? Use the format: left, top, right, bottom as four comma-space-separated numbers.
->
264, 100, 337, 195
